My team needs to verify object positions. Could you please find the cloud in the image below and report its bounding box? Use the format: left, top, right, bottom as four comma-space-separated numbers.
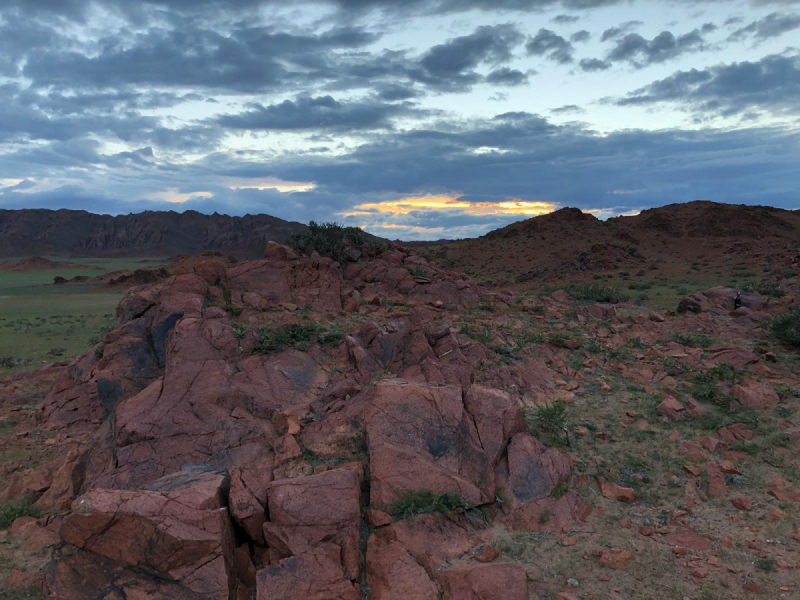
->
600, 20, 642, 42
552, 14, 580, 24
570, 30, 591, 43
607, 29, 707, 67
579, 57, 612, 71
485, 67, 530, 86
21, 25, 381, 94
217, 95, 422, 132
550, 104, 585, 114
526, 29, 574, 64
616, 52, 800, 117
0, 0, 629, 21
729, 12, 800, 42
419, 24, 523, 78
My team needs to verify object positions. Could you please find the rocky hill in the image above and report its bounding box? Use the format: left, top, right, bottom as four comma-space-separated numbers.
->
1, 238, 799, 599
419, 202, 800, 286
0, 209, 308, 259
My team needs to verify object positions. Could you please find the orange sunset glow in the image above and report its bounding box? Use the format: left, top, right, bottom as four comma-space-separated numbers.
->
345, 194, 558, 217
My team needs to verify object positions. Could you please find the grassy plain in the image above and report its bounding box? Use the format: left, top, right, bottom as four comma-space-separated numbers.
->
0, 257, 167, 376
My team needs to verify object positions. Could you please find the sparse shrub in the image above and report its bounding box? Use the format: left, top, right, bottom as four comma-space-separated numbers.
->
547, 331, 572, 348
89, 322, 115, 346
755, 557, 776, 572
410, 265, 429, 279
534, 401, 568, 434
0, 497, 42, 529
672, 331, 714, 348
0, 356, 31, 369
286, 221, 366, 263
231, 323, 248, 341
566, 284, 629, 304
774, 384, 799, 399
389, 490, 469, 520
708, 363, 744, 386
584, 338, 602, 354
627, 337, 644, 349
538, 509, 551, 524
550, 482, 568, 500
462, 322, 492, 343
768, 305, 800, 349
755, 281, 785, 298
254, 321, 343, 354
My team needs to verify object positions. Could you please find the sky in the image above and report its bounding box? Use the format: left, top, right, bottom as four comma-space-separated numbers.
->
0, 0, 798, 240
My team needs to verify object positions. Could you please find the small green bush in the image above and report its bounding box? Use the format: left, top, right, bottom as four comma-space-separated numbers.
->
566, 284, 629, 304
286, 221, 366, 263
389, 490, 469, 520
0, 497, 42, 529
768, 305, 800, 349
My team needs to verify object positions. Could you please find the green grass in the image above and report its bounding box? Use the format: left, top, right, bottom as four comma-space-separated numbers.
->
566, 283, 629, 304
0, 256, 168, 376
0, 497, 42, 529
388, 490, 469, 521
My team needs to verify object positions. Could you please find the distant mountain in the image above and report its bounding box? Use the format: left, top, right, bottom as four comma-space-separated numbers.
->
0, 209, 308, 259
417, 201, 800, 284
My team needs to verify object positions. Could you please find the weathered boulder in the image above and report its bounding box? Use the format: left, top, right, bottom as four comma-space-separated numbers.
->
366, 380, 494, 510
263, 465, 363, 580
733, 379, 780, 410
505, 433, 571, 502
255, 544, 360, 600
45, 547, 206, 600
366, 513, 490, 597
59, 466, 236, 599
463, 386, 525, 466
229, 467, 270, 545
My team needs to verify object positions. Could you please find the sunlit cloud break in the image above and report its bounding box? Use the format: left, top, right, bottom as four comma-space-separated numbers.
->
344, 194, 558, 217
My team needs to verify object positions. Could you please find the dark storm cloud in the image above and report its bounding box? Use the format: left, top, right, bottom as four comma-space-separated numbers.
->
729, 12, 800, 41
616, 53, 800, 117
419, 24, 524, 78
22, 26, 380, 94
600, 21, 642, 42
579, 58, 612, 71
374, 84, 422, 101
526, 29, 574, 64
485, 67, 530, 86
607, 29, 707, 67
0, 83, 222, 150
570, 30, 591, 42
216, 95, 422, 132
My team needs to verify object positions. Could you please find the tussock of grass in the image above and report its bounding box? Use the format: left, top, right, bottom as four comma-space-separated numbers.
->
388, 490, 469, 521
0, 496, 42, 529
